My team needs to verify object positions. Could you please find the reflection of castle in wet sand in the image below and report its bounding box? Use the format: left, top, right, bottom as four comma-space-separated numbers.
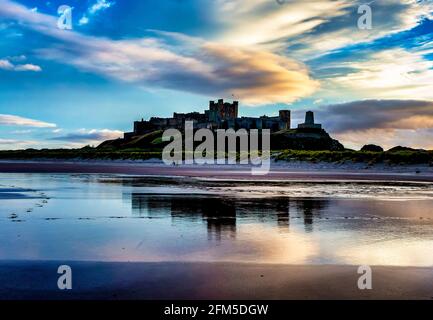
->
129, 194, 329, 240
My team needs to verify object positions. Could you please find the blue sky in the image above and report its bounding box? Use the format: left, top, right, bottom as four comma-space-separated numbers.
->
0, 0, 433, 149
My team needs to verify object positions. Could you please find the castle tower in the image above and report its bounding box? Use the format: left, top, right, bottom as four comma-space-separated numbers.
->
305, 111, 314, 125
232, 101, 239, 118
279, 110, 291, 130
298, 111, 322, 129
208, 99, 238, 124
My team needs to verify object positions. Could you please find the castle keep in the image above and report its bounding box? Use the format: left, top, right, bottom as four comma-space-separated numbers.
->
124, 99, 320, 139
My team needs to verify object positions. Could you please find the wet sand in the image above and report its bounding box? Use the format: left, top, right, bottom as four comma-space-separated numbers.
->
1, 161, 433, 182
0, 261, 432, 300
1, 162, 432, 300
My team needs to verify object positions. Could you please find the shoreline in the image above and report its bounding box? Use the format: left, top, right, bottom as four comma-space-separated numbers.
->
0, 261, 432, 300
2, 162, 432, 300
1, 160, 433, 182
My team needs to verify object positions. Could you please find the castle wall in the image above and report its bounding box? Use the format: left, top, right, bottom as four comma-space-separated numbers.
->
125, 100, 301, 139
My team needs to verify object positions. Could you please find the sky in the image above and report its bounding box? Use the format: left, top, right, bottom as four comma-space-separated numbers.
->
0, 0, 433, 150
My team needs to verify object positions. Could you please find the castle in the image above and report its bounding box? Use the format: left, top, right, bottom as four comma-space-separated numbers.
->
124, 99, 321, 139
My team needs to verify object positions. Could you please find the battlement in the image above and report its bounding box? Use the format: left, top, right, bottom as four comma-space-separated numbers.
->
208, 99, 239, 122
125, 99, 296, 138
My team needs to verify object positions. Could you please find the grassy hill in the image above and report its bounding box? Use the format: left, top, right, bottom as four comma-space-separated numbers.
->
0, 127, 432, 165
98, 128, 345, 151
0, 146, 432, 166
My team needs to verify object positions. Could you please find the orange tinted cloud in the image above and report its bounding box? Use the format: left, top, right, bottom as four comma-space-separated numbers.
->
202, 43, 319, 104
0, 0, 319, 105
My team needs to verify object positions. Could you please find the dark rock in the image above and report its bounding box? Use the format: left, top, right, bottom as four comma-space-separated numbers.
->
361, 144, 383, 152
387, 146, 425, 152
271, 128, 345, 151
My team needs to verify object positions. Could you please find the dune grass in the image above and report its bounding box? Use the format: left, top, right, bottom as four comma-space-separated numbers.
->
274, 149, 433, 165
0, 147, 432, 165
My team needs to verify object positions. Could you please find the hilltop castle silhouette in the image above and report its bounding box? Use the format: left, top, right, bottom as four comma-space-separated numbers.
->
124, 99, 321, 139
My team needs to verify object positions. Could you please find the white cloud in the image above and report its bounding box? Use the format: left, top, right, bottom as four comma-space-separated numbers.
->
79, 0, 115, 26
2, 0, 431, 106
51, 128, 123, 145
7, 54, 26, 62
0, 138, 20, 144
0, 114, 56, 127
0, 138, 39, 150
329, 49, 433, 100
78, 16, 89, 26
0, 57, 41, 72
0, 128, 121, 150
0, 0, 318, 105
216, 0, 350, 48
0, 59, 14, 70
89, 0, 114, 14
214, 0, 433, 60
14, 63, 42, 71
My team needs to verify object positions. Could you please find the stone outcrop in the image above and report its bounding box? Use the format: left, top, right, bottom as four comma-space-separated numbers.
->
361, 144, 384, 152
271, 128, 344, 151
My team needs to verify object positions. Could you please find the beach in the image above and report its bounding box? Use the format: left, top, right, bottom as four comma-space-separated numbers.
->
1, 160, 433, 182
0, 160, 432, 300
1, 261, 432, 300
